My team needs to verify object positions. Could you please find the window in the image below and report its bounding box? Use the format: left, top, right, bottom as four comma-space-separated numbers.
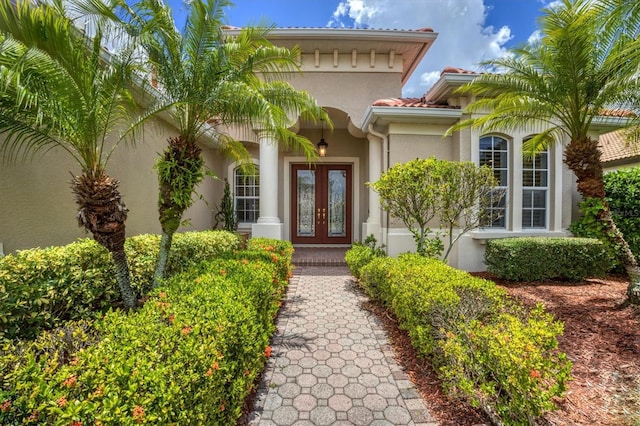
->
522, 149, 548, 228
234, 166, 259, 224
479, 135, 508, 228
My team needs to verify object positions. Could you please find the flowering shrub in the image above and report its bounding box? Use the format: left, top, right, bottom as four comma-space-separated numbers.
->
359, 254, 571, 425
0, 243, 288, 425
0, 230, 239, 339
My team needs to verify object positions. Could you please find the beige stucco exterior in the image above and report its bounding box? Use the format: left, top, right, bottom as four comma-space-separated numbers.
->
3, 26, 615, 272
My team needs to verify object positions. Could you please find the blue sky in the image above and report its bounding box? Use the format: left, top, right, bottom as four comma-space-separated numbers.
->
167, 0, 555, 96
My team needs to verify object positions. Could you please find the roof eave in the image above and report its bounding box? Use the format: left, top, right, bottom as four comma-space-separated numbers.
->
424, 73, 478, 103
362, 105, 462, 129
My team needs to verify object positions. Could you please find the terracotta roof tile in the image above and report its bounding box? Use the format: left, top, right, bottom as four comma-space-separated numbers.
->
599, 130, 640, 163
599, 108, 636, 118
440, 66, 479, 76
372, 97, 459, 109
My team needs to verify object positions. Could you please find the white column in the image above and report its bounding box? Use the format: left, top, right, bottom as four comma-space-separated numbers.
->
252, 130, 283, 240
362, 132, 382, 242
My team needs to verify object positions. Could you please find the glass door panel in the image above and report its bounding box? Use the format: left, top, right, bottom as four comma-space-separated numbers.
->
296, 169, 315, 237
328, 170, 346, 237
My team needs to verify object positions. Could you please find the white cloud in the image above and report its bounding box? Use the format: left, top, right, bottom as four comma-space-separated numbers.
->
528, 29, 542, 45
328, 0, 514, 97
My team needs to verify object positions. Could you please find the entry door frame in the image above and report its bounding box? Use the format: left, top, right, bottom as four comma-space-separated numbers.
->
283, 156, 360, 245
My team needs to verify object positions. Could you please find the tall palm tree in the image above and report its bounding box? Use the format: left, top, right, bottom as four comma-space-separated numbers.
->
0, 0, 139, 307
447, 0, 640, 302
86, 0, 328, 287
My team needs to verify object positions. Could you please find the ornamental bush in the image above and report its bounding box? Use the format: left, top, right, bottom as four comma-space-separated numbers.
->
359, 255, 571, 425
484, 237, 612, 281
345, 235, 386, 279
0, 230, 239, 340
0, 250, 287, 425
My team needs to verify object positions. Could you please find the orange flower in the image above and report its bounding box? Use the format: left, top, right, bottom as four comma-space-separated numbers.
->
264, 346, 272, 358
212, 361, 220, 370
205, 368, 213, 377
181, 326, 192, 335
92, 385, 104, 398
530, 369, 542, 379
56, 397, 67, 408
69, 357, 79, 366
0, 400, 11, 412
220, 269, 227, 276
242, 259, 249, 265
158, 292, 167, 299
70, 422, 82, 426
132, 405, 144, 423
220, 403, 226, 412
168, 315, 175, 324
244, 369, 251, 376
62, 375, 77, 388
27, 411, 39, 422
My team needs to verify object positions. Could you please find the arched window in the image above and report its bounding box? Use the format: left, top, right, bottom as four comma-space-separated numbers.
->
522, 147, 548, 228
479, 135, 508, 228
234, 166, 259, 224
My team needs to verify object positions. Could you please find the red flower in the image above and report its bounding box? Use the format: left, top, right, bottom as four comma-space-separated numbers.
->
264, 346, 272, 358
168, 314, 175, 324
62, 375, 77, 388
70, 422, 82, 426
132, 405, 144, 423
220, 269, 227, 276
181, 326, 192, 335
530, 369, 542, 379
56, 397, 67, 408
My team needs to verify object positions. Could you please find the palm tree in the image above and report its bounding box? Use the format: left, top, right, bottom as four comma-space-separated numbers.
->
0, 0, 139, 307
88, 0, 328, 287
447, 0, 640, 302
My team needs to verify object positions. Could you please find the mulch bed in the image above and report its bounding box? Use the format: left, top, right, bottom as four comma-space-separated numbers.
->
366, 273, 640, 425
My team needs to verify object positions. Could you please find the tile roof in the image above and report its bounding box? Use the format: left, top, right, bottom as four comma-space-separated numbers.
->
372, 97, 460, 108
599, 108, 636, 118
440, 66, 479, 76
599, 130, 640, 163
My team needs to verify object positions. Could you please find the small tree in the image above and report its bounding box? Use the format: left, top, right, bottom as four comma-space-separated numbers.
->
371, 158, 442, 256
214, 178, 237, 232
438, 161, 503, 260
371, 158, 502, 260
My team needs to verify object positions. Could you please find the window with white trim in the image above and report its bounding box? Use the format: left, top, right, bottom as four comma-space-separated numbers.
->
479, 135, 508, 228
234, 166, 259, 224
522, 149, 548, 228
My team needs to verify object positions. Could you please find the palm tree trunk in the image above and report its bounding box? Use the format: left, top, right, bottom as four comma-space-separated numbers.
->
152, 136, 204, 288
112, 248, 137, 308
564, 137, 640, 303
71, 171, 137, 308
152, 231, 173, 288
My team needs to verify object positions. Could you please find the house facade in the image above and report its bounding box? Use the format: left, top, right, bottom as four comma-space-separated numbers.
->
0, 26, 623, 270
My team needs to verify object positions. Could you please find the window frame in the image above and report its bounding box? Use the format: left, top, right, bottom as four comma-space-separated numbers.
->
479, 135, 510, 229
233, 165, 260, 226
521, 148, 549, 229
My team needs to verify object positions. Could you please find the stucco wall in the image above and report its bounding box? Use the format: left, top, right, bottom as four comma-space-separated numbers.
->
0, 119, 224, 254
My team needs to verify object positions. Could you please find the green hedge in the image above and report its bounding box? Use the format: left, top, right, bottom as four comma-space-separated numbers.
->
0, 231, 239, 340
0, 241, 291, 425
345, 240, 386, 279
484, 237, 612, 281
359, 254, 571, 425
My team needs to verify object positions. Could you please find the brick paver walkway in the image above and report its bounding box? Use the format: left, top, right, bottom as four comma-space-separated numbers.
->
248, 266, 437, 426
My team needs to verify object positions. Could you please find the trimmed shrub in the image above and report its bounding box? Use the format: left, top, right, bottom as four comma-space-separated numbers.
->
345, 236, 386, 279
0, 255, 284, 425
359, 255, 571, 425
0, 230, 239, 340
484, 237, 612, 281
604, 168, 640, 258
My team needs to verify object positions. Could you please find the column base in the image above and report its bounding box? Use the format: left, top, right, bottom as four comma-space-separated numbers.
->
361, 222, 382, 245
252, 222, 284, 240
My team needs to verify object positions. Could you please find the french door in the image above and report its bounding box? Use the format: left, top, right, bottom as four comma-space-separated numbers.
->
291, 164, 352, 244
